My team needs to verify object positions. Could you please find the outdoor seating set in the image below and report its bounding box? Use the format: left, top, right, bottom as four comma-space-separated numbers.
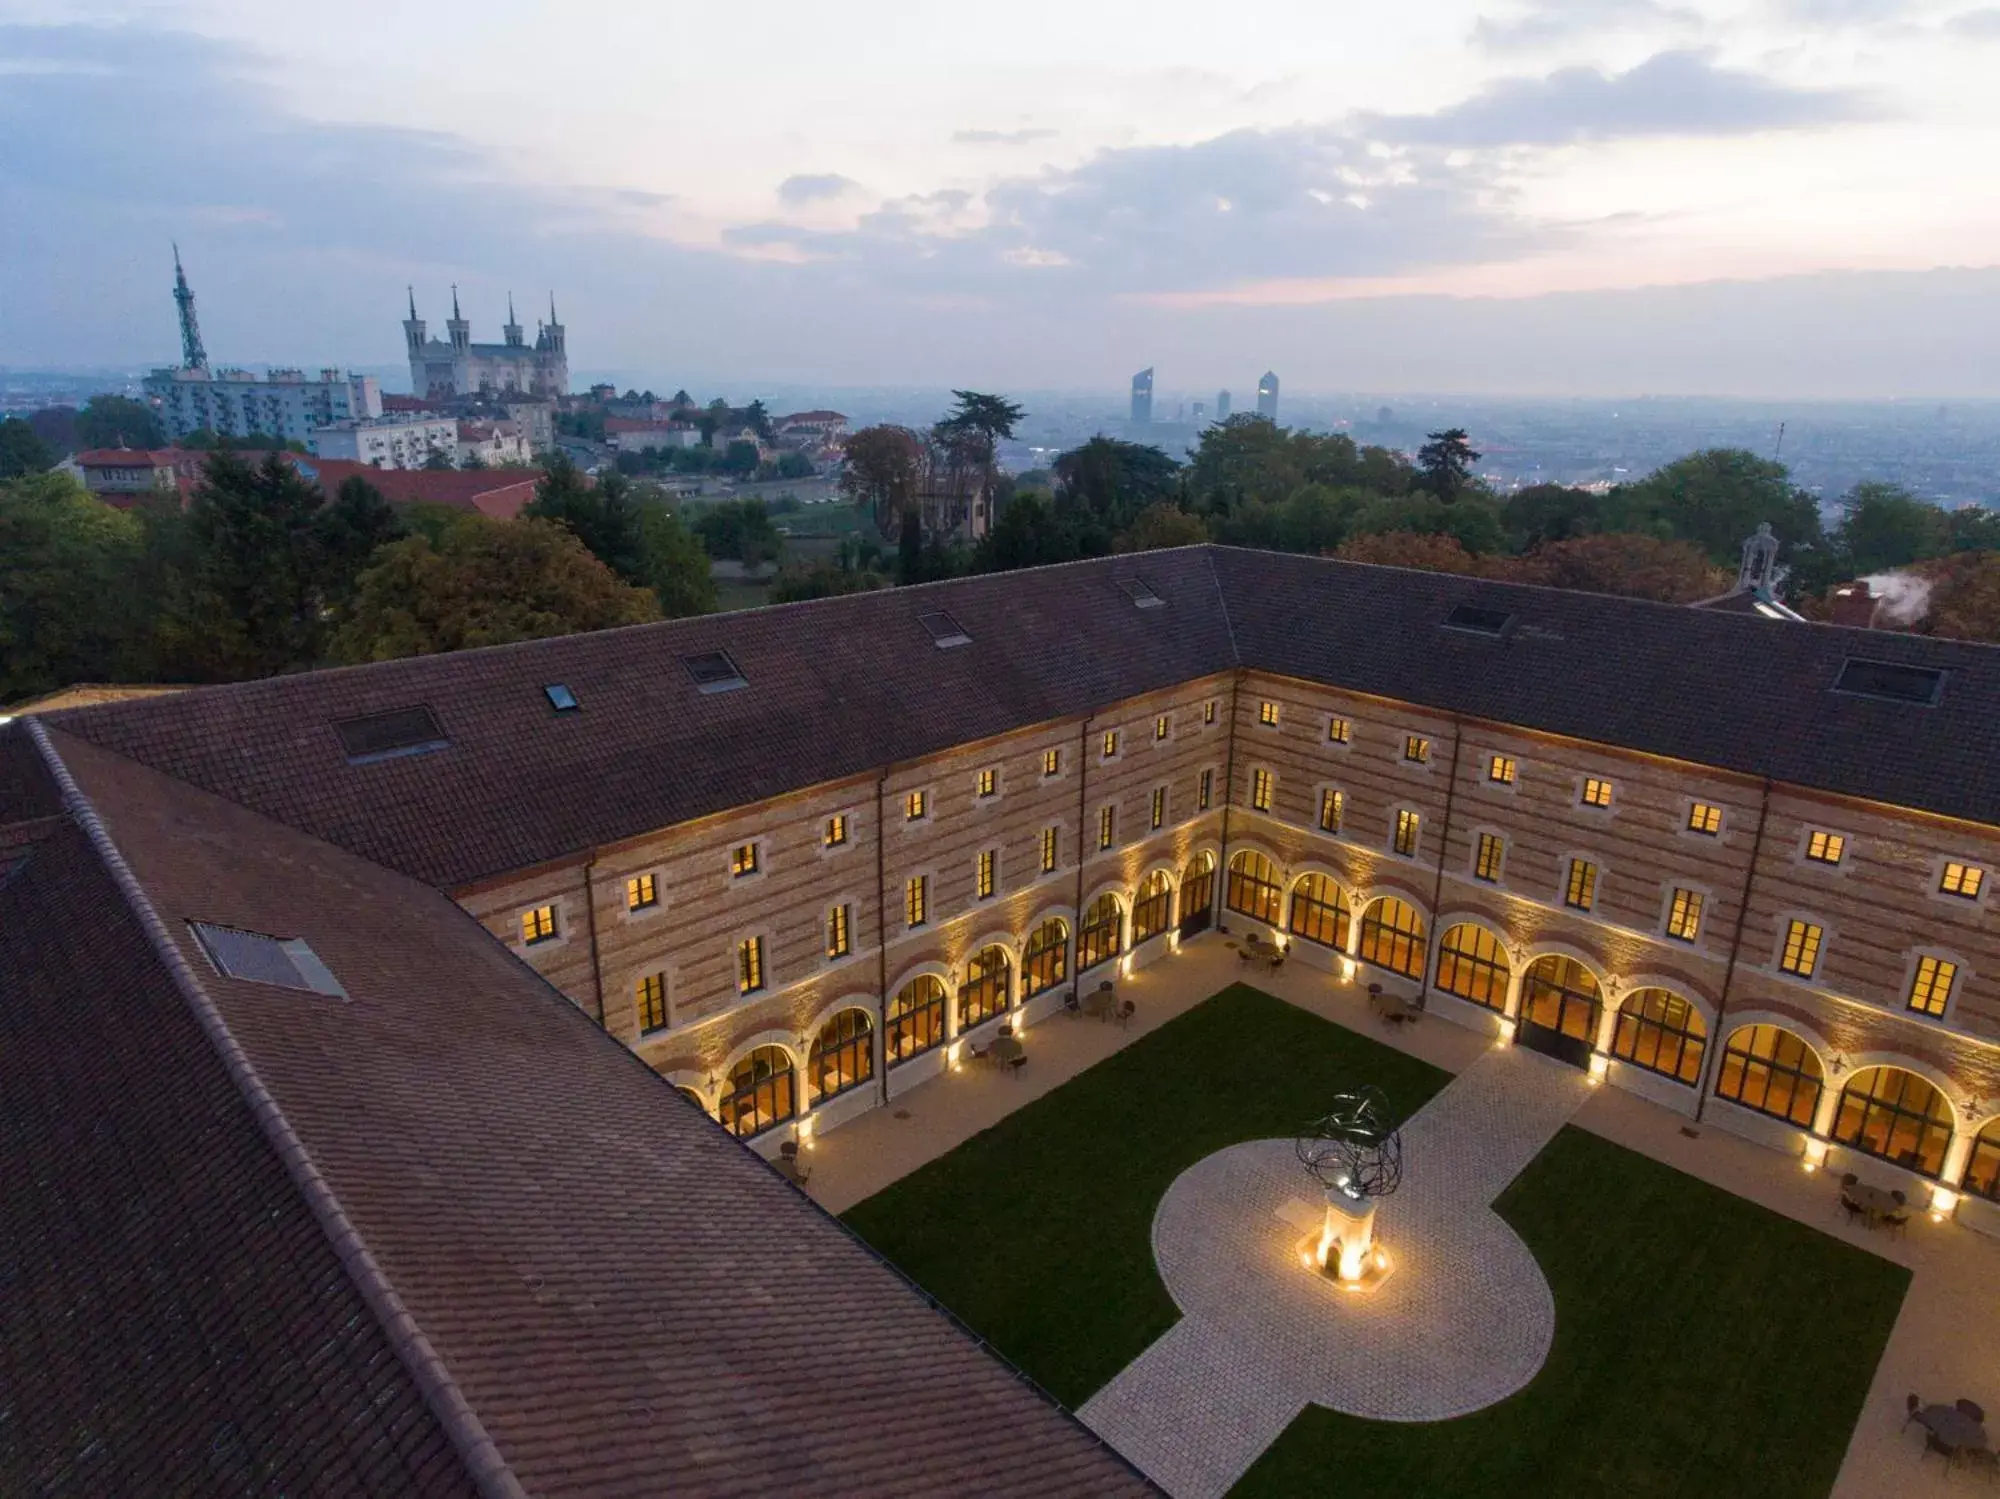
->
1838, 1171, 1912, 1237
1906, 1393, 1997, 1479
777, 1139, 811, 1185
1235, 931, 1286, 973
1366, 983, 1423, 1029
965, 1023, 1029, 1077
1066, 980, 1137, 1029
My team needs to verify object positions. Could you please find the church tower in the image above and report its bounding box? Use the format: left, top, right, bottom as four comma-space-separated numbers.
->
543, 292, 565, 357
173, 244, 208, 371
446, 286, 471, 355
503, 292, 524, 349
403, 287, 427, 357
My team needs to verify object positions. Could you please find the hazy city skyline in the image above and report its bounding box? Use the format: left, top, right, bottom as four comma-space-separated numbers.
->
5, 3, 2000, 395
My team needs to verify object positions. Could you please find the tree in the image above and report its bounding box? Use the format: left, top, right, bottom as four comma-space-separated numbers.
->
1502, 483, 1602, 549
774, 450, 814, 480
1052, 437, 1179, 532
423, 448, 457, 471
1333, 531, 1482, 574
1834, 482, 1948, 576
1416, 428, 1481, 502
692, 500, 783, 569
1277, 484, 1368, 554
314, 475, 406, 610
74, 394, 165, 451
524, 453, 647, 583
743, 399, 774, 441
975, 491, 1087, 573
1603, 449, 1823, 563
635, 502, 717, 617
840, 424, 927, 534
719, 439, 760, 477
26, 406, 78, 457
1118, 502, 1209, 552
0, 418, 53, 479
769, 561, 888, 602
940, 390, 1024, 452
1948, 506, 2000, 554
1349, 491, 1506, 554
331, 516, 660, 663
1506, 533, 1729, 603
0, 473, 144, 701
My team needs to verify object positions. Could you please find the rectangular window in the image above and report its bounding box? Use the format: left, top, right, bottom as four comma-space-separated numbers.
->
1204, 699, 1217, 725
1328, 717, 1350, 744
625, 873, 658, 911
1687, 801, 1722, 836
1151, 785, 1167, 830
521, 904, 557, 945
1805, 830, 1845, 865
823, 813, 849, 848
1319, 788, 1343, 833
1779, 919, 1823, 977
1394, 809, 1420, 857
906, 874, 928, 928
1941, 861, 1985, 899
1098, 804, 1115, 850
977, 848, 996, 899
1043, 748, 1061, 777
1251, 768, 1274, 812
976, 767, 997, 799
1909, 955, 1957, 1017
1666, 887, 1703, 942
1404, 735, 1431, 764
905, 789, 928, 821
1154, 714, 1170, 742
1102, 729, 1119, 758
1474, 832, 1504, 882
1581, 777, 1613, 808
635, 972, 668, 1033
1198, 769, 1213, 811
1040, 826, 1058, 873
730, 842, 759, 877
826, 903, 851, 959
1488, 755, 1517, 785
1259, 700, 1280, 727
736, 936, 765, 994
1564, 858, 1597, 911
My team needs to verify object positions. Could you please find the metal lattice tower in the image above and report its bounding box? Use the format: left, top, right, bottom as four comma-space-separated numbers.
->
173, 244, 207, 370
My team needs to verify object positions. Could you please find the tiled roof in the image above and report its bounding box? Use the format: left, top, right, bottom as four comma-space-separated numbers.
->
74, 447, 200, 468
288, 457, 542, 519
14, 726, 1150, 1497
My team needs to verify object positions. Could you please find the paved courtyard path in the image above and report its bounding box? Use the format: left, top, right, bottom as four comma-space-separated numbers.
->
1078, 1045, 1594, 1499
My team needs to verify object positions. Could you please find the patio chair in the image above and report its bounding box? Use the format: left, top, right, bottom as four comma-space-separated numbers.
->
1959, 1400, 1987, 1424
777, 1140, 812, 1185
1892, 1188, 1907, 1206
1115, 999, 1136, 1029
1006, 1054, 1027, 1077
1904, 1394, 1923, 1432
1838, 1194, 1863, 1228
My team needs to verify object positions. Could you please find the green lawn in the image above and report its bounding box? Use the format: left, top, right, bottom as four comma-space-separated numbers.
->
843, 984, 1911, 1499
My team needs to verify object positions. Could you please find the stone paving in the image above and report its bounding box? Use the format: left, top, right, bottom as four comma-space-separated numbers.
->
1077, 1046, 1594, 1499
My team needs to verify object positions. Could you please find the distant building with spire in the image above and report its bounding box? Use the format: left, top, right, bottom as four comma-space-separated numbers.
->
405, 288, 568, 399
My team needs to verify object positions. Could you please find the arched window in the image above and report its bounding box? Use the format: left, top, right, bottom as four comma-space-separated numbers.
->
676, 1085, 708, 1113
1023, 919, 1068, 998
1226, 851, 1283, 924
960, 946, 1011, 1031
1358, 897, 1426, 979
1078, 893, 1124, 971
1715, 1025, 1822, 1127
886, 975, 947, 1065
1132, 871, 1172, 945
1963, 1118, 2000, 1204
722, 1046, 795, 1139
1833, 1066, 1954, 1177
1178, 852, 1216, 938
1434, 923, 1508, 1010
809, 1008, 874, 1102
1519, 955, 1602, 1047
1610, 988, 1707, 1086
1287, 873, 1351, 950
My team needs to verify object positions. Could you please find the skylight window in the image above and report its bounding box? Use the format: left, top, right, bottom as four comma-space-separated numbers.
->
682, 650, 747, 693
917, 610, 972, 648
544, 683, 579, 713
1443, 604, 1513, 636
1119, 577, 1166, 609
1832, 657, 1944, 706
189, 921, 347, 997
334, 706, 450, 765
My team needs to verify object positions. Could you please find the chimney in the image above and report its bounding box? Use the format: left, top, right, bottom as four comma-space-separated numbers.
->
1829, 581, 1879, 630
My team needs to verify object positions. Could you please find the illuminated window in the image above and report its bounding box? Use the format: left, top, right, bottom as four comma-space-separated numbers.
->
823, 814, 848, 848
976, 767, 997, 799
1393, 809, 1420, 857
1132, 870, 1172, 944
721, 1046, 793, 1139
1435, 923, 1508, 1009
1612, 989, 1706, 1086
1804, 830, 1845, 865
1474, 833, 1504, 883
1023, 919, 1069, 997
905, 874, 928, 928
1251, 769, 1274, 812
1258, 700, 1280, 727
1941, 861, 1985, 899
625, 873, 658, 911
1716, 1025, 1822, 1127
1198, 769, 1213, 810
1040, 826, 1058, 873
826, 903, 851, 960
1155, 714, 1170, 742
1328, 717, 1350, 744
1225, 851, 1283, 924
1404, 735, 1431, 764
961, 946, 1011, 1028
886, 976, 946, 1064
1833, 1067, 1953, 1177
1043, 748, 1060, 777
730, 842, 759, 877
976, 848, 996, 899
1964, 1119, 2000, 1205
635, 972, 668, 1033
1779, 919, 1823, 978
1319, 788, 1343, 833
1687, 801, 1722, 836
1358, 897, 1427, 979
1204, 699, 1217, 725
1287, 872, 1350, 951
1564, 858, 1597, 910
1488, 755, 1516, 785
809, 1009, 873, 1103
521, 905, 557, 945
1098, 804, 1116, 850
1179, 852, 1215, 934
1581, 777, 1613, 808
736, 935, 765, 994
1151, 785, 1167, 830
1908, 955, 1957, 1017
1520, 956, 1602, 1049
905, 789, 928, 821
1665, 887, 1703, 942
1102, 729, 1120, 758
1078, 893, 1124, 971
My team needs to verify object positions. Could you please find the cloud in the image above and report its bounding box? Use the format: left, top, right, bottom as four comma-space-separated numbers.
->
1944, 6, 2000, 35
953, 127, 1058, 145
1471, 0, 1701, 52
1374, 50, 1881, 146
776, 173, 858, 205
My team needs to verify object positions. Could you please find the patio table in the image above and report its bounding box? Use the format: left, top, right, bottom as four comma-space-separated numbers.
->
1842, 1181, 1902, 1222
989, 1034, 1025, 1065
1919, 1403, 1989, 1456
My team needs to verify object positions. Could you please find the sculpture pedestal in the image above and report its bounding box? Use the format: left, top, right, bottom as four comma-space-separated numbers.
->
1295, 1187, 1394, 1291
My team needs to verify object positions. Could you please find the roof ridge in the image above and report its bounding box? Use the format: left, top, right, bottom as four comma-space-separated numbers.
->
1203, 544, 1241, 666
24, 721, 525, 1499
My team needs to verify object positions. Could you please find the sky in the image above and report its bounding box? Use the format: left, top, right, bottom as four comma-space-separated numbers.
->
3, 0, 1999, 396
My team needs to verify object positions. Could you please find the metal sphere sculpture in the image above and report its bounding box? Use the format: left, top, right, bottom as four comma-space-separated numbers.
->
1295, 1085, 1404, 1202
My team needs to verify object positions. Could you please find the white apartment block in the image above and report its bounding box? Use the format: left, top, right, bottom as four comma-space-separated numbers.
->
144, 366, 383, 443
309, 415, 459, 470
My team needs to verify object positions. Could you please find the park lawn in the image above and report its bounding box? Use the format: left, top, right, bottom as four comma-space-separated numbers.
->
841, 984, 1450, 1406
1234, 1124, 1910, 1499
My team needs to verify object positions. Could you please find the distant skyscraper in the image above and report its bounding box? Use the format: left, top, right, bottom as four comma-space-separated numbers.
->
1256, 371, 1279, 422
1216, 389, 1231, 421
1130, 367, 1154, 425
1191, 400, 1206, 425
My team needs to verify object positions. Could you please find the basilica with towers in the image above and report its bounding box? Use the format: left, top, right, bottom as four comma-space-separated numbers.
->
403, 287, 569, 400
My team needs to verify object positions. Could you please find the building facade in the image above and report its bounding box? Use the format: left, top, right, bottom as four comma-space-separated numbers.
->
309, 414, 458, 469
404, 289, 569, 400
144, 366, 384, 442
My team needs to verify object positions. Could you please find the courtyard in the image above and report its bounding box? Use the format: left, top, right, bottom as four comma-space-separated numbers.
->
813, 947, 1997, 1497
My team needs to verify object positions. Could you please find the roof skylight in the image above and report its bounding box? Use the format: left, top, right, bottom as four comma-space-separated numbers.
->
189, 921, 347, 997
544, 683, 579, 713
1832, 657, 1945, 706
682, 650, 748, 693
1119, 577, 1166, 609
1442, 604, 1513, 636
333, 706, 450, 765
917, 610, 972, 648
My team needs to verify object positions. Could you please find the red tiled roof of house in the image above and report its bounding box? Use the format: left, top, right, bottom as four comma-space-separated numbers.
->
74, 447, 202, 468
383, 393, 441, 412
289, 457, 541, 519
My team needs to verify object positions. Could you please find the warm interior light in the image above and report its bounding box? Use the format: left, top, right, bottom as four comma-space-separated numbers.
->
1587, 1054, 1608, 1084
